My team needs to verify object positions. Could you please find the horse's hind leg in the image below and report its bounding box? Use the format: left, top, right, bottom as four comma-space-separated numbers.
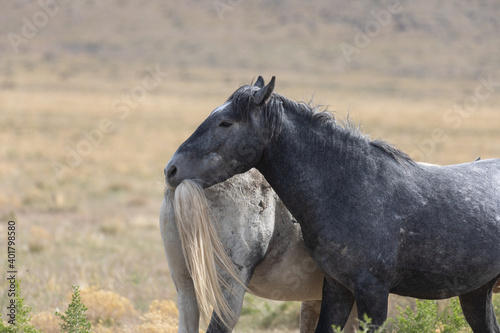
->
206, 285, 246, 333
206, 285, 245, 332
206, 269, 251, 333
459, 278, 500, 333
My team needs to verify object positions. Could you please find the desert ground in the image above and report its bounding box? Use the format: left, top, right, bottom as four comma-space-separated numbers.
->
1, 1, 500, 331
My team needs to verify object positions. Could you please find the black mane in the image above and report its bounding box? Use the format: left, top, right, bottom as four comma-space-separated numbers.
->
229, 84, 415, 166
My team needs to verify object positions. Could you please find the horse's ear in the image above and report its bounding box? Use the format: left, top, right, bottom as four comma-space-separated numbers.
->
254, 76, 265, 88
254, 76, 275, 106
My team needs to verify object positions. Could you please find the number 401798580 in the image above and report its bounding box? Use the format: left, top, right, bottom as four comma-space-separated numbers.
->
7, 220, 15, 270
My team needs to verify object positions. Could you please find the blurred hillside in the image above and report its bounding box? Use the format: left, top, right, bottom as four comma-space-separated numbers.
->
1, 0, 500, 85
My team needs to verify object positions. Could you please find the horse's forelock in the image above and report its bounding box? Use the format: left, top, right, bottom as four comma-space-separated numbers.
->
228, 85, 283, 140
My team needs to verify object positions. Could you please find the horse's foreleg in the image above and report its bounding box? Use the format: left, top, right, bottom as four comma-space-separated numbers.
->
160, 199, 200, 333
300, 300, 321, 333
353, 277, 389, 331
175, 281, 200, 333
314, 278, 355, 333
459, 277, 500, 333
301, 300, 358, 333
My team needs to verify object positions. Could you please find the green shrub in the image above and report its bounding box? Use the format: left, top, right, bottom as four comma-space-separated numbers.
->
333, 298, 472, 332
0, 279, 40, 333
393, 299, 439, 333
493, 293, 500, 320
392, 298, 472, 333
55, 286, 92, 333
439, 298, 468, 333
333, 313, 387, 333
259, 302, 300, 329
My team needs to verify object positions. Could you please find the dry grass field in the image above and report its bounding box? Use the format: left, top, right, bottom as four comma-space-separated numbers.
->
1, 0, 500, 331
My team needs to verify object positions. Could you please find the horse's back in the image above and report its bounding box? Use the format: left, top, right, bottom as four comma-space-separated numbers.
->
418, 158, 500, 212
421, 158, 500, 181
392, 159, 500, 298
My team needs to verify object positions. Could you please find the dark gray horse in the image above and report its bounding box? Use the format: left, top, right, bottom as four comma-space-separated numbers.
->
165, 76, 500, 332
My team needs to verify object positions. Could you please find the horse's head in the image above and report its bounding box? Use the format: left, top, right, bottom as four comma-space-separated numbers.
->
165, 76, 277, 188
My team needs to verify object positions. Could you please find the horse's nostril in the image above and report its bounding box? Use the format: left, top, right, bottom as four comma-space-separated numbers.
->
167, 165, 177, 179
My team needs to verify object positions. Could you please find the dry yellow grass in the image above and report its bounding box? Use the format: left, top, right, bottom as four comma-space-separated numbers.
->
79, 286, 136, 326
30, 291, 181, 333
31, 311, 61, 333
134, 300, 180, 333
2, 64, 500, 331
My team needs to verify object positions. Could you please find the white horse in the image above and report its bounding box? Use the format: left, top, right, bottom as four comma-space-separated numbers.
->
160, 168, 358, 332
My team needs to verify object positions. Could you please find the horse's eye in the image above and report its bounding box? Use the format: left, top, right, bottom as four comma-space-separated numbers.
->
219, 121, 233, 128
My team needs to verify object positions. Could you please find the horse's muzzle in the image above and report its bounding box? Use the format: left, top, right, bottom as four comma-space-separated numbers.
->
165, 159, 181, 188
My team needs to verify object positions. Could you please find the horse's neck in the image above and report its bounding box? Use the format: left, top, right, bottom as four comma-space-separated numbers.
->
256, 113, 364, 224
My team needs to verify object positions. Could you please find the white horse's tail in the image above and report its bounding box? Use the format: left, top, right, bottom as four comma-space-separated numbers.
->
170, 180, 243, 327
